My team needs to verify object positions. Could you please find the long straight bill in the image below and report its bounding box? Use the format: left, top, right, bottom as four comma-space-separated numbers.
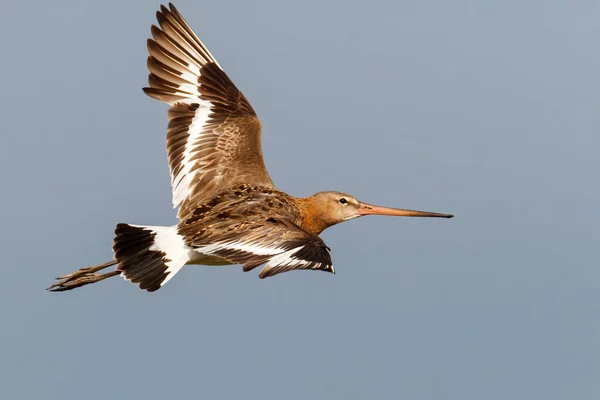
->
358, 203, 454, 218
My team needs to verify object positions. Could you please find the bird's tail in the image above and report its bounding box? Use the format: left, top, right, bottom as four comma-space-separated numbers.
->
48, 224, 190, 292
113, 224, 190, 291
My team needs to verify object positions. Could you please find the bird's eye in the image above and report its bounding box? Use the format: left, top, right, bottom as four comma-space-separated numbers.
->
339, 198, 348, 205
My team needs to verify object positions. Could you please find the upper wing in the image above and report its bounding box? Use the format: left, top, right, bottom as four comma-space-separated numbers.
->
143, 4, 273, 219
186, 217, 334, 279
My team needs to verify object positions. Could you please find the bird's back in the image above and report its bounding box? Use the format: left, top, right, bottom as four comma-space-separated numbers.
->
178, 184, 301, 244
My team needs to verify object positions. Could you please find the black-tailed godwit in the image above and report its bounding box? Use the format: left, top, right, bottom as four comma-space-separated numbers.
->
48, 3, 453, 293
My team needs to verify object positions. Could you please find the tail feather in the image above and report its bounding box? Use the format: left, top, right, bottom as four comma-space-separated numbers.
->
49, 223, 191, 292
113, 223, 190, 292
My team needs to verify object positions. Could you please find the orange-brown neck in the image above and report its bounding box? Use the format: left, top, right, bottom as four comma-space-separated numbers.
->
294, 196, 335, 236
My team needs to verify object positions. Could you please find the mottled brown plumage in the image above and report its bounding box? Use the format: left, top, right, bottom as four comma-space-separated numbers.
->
143, 5, 273, 219
48, 3, 453, 293
176, 184, 337, 278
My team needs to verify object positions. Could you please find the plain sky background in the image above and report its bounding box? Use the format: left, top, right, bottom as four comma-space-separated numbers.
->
1, 0, 599, 399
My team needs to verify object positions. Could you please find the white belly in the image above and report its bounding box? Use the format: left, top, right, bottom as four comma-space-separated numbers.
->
186, 250, 233, 266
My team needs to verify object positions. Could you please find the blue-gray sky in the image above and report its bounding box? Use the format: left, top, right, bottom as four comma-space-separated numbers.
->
2, 1, 599, 399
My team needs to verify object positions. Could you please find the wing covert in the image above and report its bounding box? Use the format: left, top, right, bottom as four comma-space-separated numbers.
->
187, 216, 334, 279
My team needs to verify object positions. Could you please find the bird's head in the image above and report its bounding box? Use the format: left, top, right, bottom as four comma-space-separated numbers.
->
299, 191, 453, 235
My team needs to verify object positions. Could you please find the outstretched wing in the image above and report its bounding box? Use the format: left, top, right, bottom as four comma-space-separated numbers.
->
186, 217, 334, 279
144, 3, 273, 220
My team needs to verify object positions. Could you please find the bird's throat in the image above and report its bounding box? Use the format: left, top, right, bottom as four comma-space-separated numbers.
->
295, 197, 332, 236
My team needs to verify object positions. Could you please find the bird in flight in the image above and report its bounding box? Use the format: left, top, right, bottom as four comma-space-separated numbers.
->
48, 3, 453, 293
